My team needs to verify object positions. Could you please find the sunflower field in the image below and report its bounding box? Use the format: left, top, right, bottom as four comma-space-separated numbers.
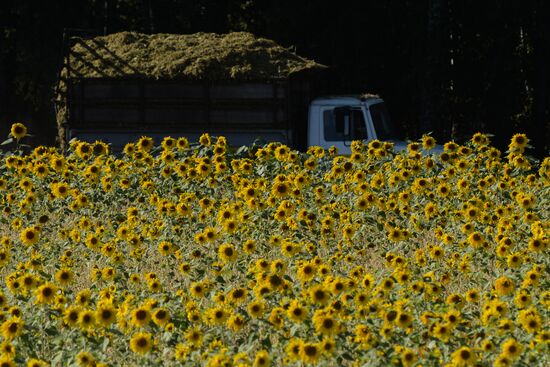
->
0, 123, 548, 367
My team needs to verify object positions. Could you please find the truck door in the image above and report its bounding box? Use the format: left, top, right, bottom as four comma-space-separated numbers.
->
320, 106, 368, 154
367, 102, 397, 141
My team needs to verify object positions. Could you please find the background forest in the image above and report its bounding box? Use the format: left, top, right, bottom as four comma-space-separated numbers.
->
0, 0, 549, 156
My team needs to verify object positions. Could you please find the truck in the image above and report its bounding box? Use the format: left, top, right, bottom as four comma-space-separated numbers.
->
55, 31, 405, 155
307, 94, 404, 154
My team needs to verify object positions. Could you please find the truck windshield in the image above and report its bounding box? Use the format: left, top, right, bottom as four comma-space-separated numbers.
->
369, 102, 397, 140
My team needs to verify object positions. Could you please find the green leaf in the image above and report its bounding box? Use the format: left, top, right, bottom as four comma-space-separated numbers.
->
109, 328, 125, 336
1, 138, 13, 145
52, 351, 64, 366
290, 324, 301, 336
102, 337, 110, 352
261, 336, 271, 348
342, 352, 354, 360
44, 326, 58, 336
161, 331, 173, 343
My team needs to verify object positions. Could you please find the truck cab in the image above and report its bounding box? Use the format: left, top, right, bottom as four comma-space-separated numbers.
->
308, 95, 407, 155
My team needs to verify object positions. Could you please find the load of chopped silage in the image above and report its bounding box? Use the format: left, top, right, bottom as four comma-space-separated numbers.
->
61, 31, 325, 80
55, 31, 325, 148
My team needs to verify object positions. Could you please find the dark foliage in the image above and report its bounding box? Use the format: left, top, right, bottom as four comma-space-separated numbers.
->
0, 0, 548, 156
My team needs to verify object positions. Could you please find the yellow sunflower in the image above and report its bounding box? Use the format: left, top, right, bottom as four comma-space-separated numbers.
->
286, 300, 308, 323
10, 123, 27, 140
152, 308, 170, 327
137, 136, 154, 152
129, 332, 153, 354
130, 307, 151, 328
55, 268, 74, 286
509, 133, 529, 150
451, 346, 476, 366
35, 283, 57, 305
0, 318, 23, 340
96, 303, 117, 327
247, 300, 266, 318
312, 312, 339, 336
20, 227, 39, 246
218, 243, 238, 263
227, 314, 245, 332
494, 277, 515, 297
299, 342, 321, 364
63, 306, 81, 327
78, 309, 96, 331
400, 348, 417, 367
500, 338, 523, 360
253, 350, 271, 367
75, 351, 95, 367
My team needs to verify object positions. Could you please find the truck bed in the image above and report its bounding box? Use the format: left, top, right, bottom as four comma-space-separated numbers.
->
63, 78, 294, 150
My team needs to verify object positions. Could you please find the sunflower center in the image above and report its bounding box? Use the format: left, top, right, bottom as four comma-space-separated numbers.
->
42, 287, 52, 297
323, 318, 334, 328
136, 310, 147, 320
233, 290, 244, 298
460, 350, 471, 360
156, 310, 167, 319
304, 345, 318, 356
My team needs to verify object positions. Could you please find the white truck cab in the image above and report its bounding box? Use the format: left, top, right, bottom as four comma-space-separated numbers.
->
308, 95, 408, 155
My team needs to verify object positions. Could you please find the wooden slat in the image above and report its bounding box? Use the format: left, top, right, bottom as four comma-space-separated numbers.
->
144, 83, 205, 99
144, 108, 206, 125
210, 83, 283, 99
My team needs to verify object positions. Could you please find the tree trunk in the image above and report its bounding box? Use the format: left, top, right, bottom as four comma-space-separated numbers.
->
530, 1, 550, 156
421, 0, 451, 141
